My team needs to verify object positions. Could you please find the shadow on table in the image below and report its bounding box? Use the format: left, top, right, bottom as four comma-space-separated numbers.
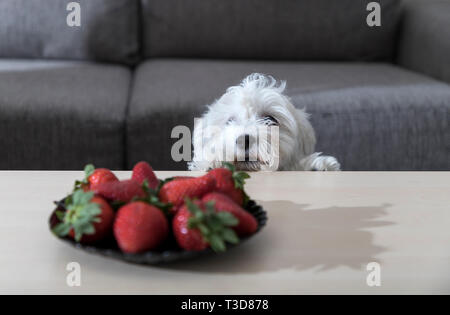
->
164, 200, 395, 274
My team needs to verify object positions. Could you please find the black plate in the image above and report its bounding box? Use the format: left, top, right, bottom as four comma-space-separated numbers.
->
49, 199, 267, 265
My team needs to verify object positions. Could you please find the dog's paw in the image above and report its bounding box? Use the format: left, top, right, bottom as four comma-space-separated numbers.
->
301, 153, 341, 171
313, 156, 341, 171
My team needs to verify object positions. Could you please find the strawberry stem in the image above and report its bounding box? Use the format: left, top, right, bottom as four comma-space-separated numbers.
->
138, 179, 173, 215
185, 198, 239, 252
73, 164, 95, 191
52, 189, 101, 242
222, 162, 251, 206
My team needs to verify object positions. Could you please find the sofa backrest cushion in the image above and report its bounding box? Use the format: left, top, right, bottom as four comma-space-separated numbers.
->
141, 0, 402, 61
0, 0, 139, 64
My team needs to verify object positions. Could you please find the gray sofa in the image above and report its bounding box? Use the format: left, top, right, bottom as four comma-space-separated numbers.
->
0, 0, 449, 171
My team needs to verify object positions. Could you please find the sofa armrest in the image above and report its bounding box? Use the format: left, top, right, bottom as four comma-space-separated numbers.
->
397, 0, 450, 83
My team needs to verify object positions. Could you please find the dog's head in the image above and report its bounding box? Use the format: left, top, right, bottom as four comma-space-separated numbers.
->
190, 73, 316, 171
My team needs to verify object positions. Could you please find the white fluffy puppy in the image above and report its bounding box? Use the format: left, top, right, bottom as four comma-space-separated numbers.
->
189, 73, 340, 171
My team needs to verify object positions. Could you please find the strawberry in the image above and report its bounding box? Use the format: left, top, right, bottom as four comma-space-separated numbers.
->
172, 201, 208, 251
93, 179, 146, 203
159, 174, 215, 214
114, 201, 169, 254
202, 192, 258, 236
131, 161, 159, 189
207, 163, 250, 205
88, 168, 118, 190
52, 190, 115, 244
74, 164, 118, 191
173, 199, 240, 252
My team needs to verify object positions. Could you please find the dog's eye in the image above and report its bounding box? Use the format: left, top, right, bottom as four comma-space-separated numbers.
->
226, 117, 235, 124
263, 115, 278, 125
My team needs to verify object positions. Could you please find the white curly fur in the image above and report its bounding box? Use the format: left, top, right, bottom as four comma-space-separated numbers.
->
189, 73, 340, 171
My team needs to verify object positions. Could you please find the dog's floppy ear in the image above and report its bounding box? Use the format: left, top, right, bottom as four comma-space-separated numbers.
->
294, 108, 316, 156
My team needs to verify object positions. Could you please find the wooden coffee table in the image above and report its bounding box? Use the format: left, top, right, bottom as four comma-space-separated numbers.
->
0, 171, 449, 294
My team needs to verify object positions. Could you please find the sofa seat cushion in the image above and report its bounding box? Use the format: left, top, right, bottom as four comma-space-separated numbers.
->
128, 59, 450, 171
0, 60, 131, 170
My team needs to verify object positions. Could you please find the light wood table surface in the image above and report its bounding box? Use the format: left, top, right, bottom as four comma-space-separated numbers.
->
0, 171, 449, 294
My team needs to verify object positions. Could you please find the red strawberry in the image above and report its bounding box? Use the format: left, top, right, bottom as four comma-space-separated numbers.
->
202, 192, 258, 236
88, 168, 118, 190
173, 199, 240, 252
173, 201, 209, 251
207, 163, 250, 205
74, 164, 118, 192
132, 161, 159, 189
159, 174, 215, 213
114, 201, 168, 253
93, 179, 146, 203
52, 190, 115, 244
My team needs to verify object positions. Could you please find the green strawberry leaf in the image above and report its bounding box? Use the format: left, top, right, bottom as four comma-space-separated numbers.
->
74, 230, 83, 242
64, 195, 73, 208
84, 164, 95, 177
197, 223, 210, 236
221, 228, 239, 244
73, 164, 95, 191
222, 162, 250, 187
206, 215, 224, 233
222, 162, 250, 204
185, 198, 240, 252
222, 162, 236, 172
82, 224, 95, 235
52, 222, 71, 237
208, 234, 226, 252
185, 198, 203, 217
56, 189, 101, 242
55, 210, 66, 221
138, 179, 173, 215
73, 190, 94, 205
204, 201, 216, 214
216, 211, 239, 226
232, 171, 250, 190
